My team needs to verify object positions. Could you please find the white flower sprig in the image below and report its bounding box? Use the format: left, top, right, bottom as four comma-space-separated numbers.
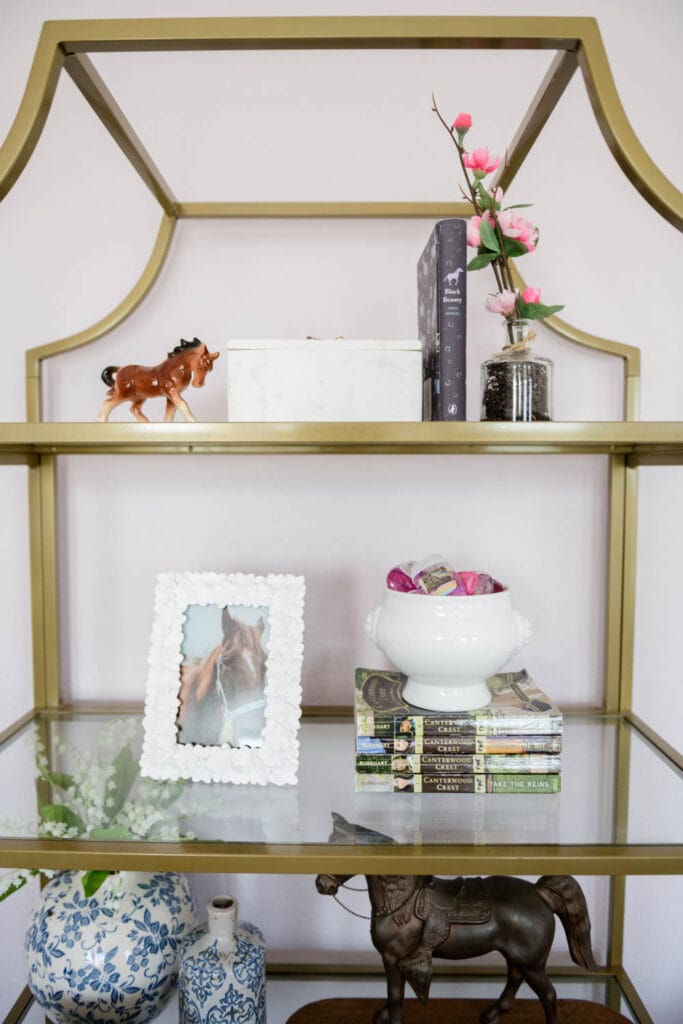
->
1, 720, 191, 901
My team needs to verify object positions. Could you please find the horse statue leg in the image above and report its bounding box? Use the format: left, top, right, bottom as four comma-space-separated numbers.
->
480, 959, 523, 1024
163, 398, 177, 422
164, 388, 197, 422
373, 954, 406, 1024
97, 396, 124, 422
129, 399, 150, 423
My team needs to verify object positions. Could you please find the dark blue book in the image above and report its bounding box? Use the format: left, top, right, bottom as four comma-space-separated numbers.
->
417, 219, 467, 420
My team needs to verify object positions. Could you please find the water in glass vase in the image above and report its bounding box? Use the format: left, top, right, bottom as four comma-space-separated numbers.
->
480, 319, 553, 422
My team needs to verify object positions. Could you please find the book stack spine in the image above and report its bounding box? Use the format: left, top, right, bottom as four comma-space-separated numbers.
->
354, 668, 563, 794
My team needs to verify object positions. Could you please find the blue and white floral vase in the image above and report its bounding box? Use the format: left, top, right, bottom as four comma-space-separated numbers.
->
178, 894, 266, 1023
25, 870, 196, 1023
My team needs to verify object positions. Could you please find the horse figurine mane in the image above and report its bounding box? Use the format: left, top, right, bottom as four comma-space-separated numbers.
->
97, 336, 219, 422
316, 813, 598, 1024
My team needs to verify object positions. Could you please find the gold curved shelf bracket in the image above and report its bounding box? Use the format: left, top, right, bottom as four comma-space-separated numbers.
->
0, 23, 65, 202
577, 22, 682, 231
511, 265, 640, 421
25, 212, 177, 422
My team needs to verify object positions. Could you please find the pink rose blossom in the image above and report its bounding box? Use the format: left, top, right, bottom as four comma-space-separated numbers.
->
452, 112, 472, 131
498, 210, 539, 252
522, 287, 542, 304
462, 146, 501, 176
466, 213, 493, 248
485, 290, 517, 316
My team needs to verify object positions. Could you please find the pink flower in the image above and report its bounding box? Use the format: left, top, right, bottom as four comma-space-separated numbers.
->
452, 112, 472, 131
466, 213, 493, 248
462, 146, 501, 176
485, 290, 517, 316
498, 210, 539, 252
522, 287, 542, 304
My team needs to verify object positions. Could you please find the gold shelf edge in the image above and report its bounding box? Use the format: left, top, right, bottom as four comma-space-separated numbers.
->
0, 709, 38, 748
625, 711, 683, 771
2, 985, 33, 1024
176, 201, 471, 218
0, 840, 680, 875
48, 15, 589, 51
614, 966, 656, 1024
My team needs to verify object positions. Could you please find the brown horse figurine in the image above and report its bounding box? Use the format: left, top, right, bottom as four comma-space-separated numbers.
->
177, 607, 268, 747
316, 813, 598, 1024
97, 337, 219, 422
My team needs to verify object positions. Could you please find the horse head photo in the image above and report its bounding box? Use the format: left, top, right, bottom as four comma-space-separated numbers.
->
97, 337, 219, 422
177, 605, 268, 748
316, 813, 598, 1024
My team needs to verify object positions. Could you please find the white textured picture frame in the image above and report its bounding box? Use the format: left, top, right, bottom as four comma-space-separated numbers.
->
140, 572, 305, 785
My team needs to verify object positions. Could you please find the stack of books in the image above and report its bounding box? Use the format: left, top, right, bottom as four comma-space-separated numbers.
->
354, 667, 562, 794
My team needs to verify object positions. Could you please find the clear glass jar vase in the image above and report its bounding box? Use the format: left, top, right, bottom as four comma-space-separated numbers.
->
480, 319, 553, 422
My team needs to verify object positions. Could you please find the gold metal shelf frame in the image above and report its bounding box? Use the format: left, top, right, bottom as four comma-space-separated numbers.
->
0, 18, 681, 1024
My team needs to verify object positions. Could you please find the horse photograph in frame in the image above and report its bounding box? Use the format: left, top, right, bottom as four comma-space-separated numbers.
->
141, 572, 305, 785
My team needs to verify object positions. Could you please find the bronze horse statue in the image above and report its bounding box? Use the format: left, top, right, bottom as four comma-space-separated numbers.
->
97, 337, 219, 422
177, 607, 267, 748
316, 813, 597, 1024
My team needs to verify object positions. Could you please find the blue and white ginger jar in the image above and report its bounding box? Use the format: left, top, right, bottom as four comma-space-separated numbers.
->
25, 870, 196, 1023
179, 894, 266, 1023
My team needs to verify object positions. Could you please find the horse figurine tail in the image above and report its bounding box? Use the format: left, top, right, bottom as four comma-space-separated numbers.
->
535, 875, 598, 970
101, 366, 119, 388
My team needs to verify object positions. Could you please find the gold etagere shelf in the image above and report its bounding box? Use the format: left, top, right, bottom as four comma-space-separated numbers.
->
1, 15, 682, 1024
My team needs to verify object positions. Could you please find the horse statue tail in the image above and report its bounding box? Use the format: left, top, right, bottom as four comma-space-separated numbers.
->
535, 876, 598, 970
101, 366, 119, 388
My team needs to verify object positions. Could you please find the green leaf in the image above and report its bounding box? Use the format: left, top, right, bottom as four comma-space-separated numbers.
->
40, 804, 86, 834
503, 203, 534, 210
478, 218, 500, 254
502, 238, 531, 258
476, 183, 494, 211
524, 303, 565, 320
45, 770, 76, 793
467, 252, 497, 271
88, 826, 134, 840
81, 870, 112, 898
106, 743, 139, 820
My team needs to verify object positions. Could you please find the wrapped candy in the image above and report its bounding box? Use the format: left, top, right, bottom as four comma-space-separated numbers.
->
386, 563, 417, 592
387, 556, 504, 596
411, 554, 466, 596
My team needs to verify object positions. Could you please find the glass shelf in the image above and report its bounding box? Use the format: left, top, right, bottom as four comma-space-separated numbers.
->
0, 710, 680, 876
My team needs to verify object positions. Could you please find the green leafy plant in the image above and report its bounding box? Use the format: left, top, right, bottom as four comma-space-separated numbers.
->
1, 721, 191, 901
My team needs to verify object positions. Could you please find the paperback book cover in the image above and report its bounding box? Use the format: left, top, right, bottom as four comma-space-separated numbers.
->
355, 772, 562, 794
355, 752, 561, 774
355, 668, 563, 738
417, 218, 467, 421
356, 733, 562, 755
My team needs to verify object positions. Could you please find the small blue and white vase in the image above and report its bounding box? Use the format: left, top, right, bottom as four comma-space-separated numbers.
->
178, 894, 266, 1023
25, 870, 196, 1024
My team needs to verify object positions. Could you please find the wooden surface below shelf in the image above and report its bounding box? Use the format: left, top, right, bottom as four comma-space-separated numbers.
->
285, 997, 632, 1023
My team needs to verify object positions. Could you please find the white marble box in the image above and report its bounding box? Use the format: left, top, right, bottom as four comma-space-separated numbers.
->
226, 338, 423, 421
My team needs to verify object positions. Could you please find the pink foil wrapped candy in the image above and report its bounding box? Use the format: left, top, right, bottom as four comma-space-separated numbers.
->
386, 563, 417, 592
459, 571, 480, 595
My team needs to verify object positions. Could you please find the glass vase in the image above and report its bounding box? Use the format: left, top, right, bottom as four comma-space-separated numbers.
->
480, 319, 553, 422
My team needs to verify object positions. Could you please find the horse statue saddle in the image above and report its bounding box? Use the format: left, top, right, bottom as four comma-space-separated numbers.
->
416, 875, 492, 926
399, 877, 493, 1004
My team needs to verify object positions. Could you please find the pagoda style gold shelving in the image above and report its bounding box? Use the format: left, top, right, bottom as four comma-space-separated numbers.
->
0, 16, 681, 1024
